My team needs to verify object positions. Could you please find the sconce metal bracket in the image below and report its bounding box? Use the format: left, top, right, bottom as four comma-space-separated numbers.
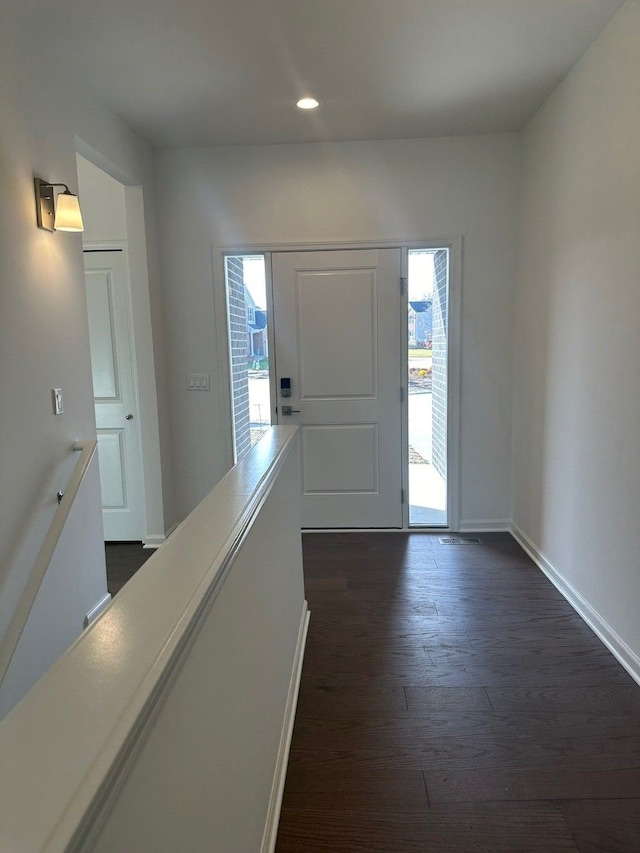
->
34, 179, 56, 231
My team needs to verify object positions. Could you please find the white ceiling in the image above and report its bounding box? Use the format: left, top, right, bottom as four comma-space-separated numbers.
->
12, 0, 624, 148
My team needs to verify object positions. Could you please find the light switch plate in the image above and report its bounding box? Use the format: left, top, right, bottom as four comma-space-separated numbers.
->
187, 373, 210, 391
52, 388, 63, 414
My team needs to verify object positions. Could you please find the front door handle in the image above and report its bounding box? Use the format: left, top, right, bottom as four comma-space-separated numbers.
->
281, 405, 301, 416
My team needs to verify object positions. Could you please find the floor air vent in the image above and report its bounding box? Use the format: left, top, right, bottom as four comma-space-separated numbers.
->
439, 537, 482, 545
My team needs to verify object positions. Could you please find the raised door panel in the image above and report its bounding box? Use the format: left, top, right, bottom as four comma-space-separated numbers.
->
296, 269, 377, 400
85, 270, 119, 401
302, 424, 378, 494
97, 430, 127, 508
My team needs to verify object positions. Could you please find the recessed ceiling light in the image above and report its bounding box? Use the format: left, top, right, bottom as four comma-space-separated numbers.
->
296, 97, 320, 110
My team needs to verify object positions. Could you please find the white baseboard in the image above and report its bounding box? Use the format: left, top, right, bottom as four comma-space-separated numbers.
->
511, 522, 640, 688
303, 522, 512, 534
144, 522, 183, 550
260, 600, 310, 853
84, 593, 112, 628
458, 519, 511, 533
303, 528, 413, 534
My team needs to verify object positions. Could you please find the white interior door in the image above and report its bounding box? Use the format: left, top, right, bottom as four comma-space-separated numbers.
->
272, 249, 403, 528
84, 251, 145, 541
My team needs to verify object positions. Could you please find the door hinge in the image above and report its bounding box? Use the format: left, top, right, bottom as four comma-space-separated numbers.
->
401, 488, 405, 504
400, 386, 404, 403
400, 276, 407, 296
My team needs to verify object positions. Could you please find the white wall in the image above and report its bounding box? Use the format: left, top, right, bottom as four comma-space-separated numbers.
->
76, 155, 128, 243
0, 11, 171, 703
512, 2, 640, 668
155, 134, 521, 524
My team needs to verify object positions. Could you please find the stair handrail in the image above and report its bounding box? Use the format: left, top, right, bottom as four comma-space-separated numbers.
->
0, 439, 98, 689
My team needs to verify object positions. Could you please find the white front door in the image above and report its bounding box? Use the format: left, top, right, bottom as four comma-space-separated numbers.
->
272, 249, 403, 528
84, 251, 145, 541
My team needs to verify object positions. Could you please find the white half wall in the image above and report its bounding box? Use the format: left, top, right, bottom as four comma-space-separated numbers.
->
0, 428, 305, 853
512, 1, 640, 670
154, 133, 521, 523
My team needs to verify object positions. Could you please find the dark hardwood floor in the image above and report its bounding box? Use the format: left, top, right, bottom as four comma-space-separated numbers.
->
276, 532, 640, 853
105, 542, 151, 596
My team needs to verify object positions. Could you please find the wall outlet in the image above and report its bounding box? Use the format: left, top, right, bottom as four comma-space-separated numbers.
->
187, 373, 210, 391
52, 388, 63, 414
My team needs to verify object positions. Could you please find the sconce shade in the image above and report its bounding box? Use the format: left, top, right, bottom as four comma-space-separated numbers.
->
35, 178, 85, 232
54, 190, 84, 232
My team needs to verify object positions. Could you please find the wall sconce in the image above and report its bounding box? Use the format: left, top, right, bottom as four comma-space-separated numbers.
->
34, 178, 84, 232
